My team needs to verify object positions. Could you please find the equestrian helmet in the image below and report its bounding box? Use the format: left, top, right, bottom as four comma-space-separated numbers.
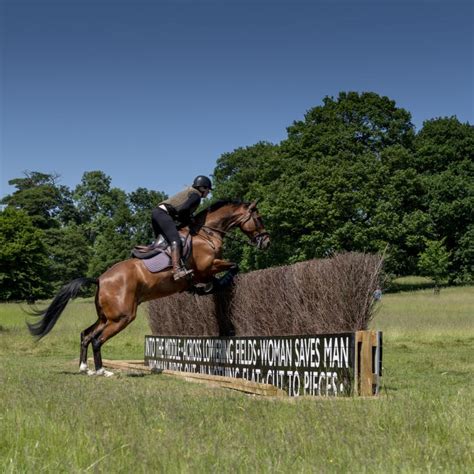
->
192, 175, 212, 190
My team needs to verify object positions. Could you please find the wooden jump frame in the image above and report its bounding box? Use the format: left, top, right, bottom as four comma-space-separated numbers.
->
101, 330, 382, 397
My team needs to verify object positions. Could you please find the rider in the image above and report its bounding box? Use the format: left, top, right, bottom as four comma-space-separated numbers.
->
152, 175, 212, 281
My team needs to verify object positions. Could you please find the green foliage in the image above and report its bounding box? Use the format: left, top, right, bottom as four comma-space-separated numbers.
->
418, 238, 450, 287
43, 225, 91, 291
1, 93, 472, 298
87, 221, 133, 276
0, 208, 51, 300
1, 169, 167, 300
73, 170, 114, 243
414, 116, 474, 173
128, 187, 167, 246
213, 141, 281, 200
212, 93, 473, 280
213, 92, 419, 271
453, 225, 474, 283
415, 118, 474, 280
1, 171, 65, 229
284, 91, 415, 157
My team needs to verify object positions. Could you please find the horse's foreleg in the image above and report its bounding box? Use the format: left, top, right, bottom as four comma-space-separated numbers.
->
191, 260, 239, 295
209, 259, 238, 275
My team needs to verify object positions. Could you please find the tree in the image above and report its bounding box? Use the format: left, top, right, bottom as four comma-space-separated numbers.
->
415, 118, 474, 280
283, 91, 415, 158
418, 238, 450, 292
414, 117, 474, 173
87, 221, 133, 276
211, 93, 422, 272
128, 187, 167, 247
0, 208, 51, 300
73, 171, 114, 242
372, 162, 432, 276
212, 142, 282, 269
42, 225, 91, 291
1, 171, 69, 229
272, 93, 416, 269
213, 141, 281, 200
453, 226, 474, 283
72, 171, 172, 278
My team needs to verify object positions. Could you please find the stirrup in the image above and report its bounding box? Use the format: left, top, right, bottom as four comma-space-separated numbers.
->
173, 268, 194, 281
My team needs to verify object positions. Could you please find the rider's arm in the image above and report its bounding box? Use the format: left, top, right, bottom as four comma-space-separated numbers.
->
174, 192, 201, 225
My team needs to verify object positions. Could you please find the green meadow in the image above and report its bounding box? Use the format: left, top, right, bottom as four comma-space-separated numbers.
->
0, 285, 473, 473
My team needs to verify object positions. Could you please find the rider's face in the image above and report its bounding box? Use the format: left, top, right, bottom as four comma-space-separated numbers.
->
200, 187, 211, 198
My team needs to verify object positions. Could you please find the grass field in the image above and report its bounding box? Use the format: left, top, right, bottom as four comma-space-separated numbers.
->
0, 286, 473, 472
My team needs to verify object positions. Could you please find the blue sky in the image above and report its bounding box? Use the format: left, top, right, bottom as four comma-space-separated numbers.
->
1, 0, 473, 198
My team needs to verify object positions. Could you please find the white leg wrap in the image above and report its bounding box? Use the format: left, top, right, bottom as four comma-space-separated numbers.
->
95, 368, 114, 377
79, 362, 88, 373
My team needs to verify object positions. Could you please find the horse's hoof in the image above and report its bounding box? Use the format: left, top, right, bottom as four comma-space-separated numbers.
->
79, 362, 88, 373
96, 368, 114, 377
86, 369, 96, 376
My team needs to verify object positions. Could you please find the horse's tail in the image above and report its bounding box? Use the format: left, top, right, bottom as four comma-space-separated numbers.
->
27, 277, 98, 339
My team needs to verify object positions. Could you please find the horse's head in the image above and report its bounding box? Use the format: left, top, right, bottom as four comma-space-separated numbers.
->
198, 199, 270, 250
236, 200, 270, 250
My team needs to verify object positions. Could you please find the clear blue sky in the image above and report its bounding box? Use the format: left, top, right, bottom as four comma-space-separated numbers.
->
1, 0, 473, 198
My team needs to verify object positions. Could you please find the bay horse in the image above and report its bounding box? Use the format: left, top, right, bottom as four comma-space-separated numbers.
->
27, 200, 270, 376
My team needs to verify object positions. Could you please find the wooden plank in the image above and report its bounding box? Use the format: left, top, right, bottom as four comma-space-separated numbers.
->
101, 359, 150, 372
372, 331, 382, 395
355, 331, 375, 396
354, 331, 362, 396
99, 359, 287, 397
362, 331, 374, 396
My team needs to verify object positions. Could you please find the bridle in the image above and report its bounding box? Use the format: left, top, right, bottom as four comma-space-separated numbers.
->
199, 208, 269, 249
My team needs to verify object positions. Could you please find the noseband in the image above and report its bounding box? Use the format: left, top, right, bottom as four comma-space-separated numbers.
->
233, 209, 269, 248
250, 230, 270, 249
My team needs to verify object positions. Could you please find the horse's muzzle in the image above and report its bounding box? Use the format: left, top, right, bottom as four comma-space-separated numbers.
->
253, 232, 270, 250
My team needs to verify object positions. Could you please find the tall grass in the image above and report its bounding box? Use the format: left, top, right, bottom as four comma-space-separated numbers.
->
0, 286, 473, 472
373, 286, 474, 338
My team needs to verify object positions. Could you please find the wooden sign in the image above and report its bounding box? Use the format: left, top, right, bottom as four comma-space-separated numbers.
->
144, 331, 382, 396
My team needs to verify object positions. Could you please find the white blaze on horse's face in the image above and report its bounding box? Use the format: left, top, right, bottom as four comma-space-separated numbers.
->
240, 203, 270, 250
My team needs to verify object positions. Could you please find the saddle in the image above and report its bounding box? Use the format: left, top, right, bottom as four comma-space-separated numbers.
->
132, 234, 191, 259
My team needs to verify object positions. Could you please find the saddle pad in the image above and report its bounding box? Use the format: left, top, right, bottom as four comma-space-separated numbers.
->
142, 252, 172, 273
142, 235, 192, 274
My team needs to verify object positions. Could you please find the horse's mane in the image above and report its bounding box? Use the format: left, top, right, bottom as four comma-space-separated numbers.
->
195, 199, 246, 219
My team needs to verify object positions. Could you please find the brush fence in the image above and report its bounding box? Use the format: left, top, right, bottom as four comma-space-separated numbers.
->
144, 330, 382, 397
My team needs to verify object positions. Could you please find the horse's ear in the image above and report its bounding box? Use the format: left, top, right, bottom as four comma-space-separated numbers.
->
248, 199, 259, 210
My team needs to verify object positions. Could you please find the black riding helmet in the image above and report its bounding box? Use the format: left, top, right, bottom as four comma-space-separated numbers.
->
192, 175, 212, 190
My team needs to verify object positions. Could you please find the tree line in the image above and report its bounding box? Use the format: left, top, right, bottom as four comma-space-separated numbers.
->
1, 92, 473, 300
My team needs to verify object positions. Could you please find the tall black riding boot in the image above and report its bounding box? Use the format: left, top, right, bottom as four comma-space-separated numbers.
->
170, 241, 193, 281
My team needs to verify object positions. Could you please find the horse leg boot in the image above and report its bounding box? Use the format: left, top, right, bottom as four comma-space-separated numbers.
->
171, 241, 193, 281
90, 336, 113, 377
89, 317, 135, 376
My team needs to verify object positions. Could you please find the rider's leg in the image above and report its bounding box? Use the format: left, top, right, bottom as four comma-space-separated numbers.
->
152, 208, 193, 280
151, 207, 169, 246
170, 240, 193, 280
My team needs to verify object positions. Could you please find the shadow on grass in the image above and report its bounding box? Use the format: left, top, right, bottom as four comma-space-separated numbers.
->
57, 371, 87, 376
57, 370, 154, 378
385, 281, 448, 294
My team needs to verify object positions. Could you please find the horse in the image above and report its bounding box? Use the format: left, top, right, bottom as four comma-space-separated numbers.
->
27, 200, 270, 376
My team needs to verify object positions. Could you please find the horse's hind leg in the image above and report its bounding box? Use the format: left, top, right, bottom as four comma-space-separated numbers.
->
79, 320, 105, 373
90, 311, 137, 376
